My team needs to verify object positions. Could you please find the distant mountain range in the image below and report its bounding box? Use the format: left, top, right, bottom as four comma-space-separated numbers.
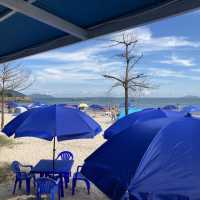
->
182, 95, 200, 99
29, 94, 55, 99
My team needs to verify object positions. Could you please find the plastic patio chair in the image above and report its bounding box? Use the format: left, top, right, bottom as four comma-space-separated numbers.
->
11, 161, 35, 195
56, 151, 73, 188
36, 177, 60, 200
56, 151, 73, 161
72, 165, 90, 195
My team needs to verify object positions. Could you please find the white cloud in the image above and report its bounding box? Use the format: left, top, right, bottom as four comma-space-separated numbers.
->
110, 27, 200, 52
22, 26, 200, 97
32, 59, 123, 79
109, 27, 152, 42
141, 89, 152, 96
33, 61, 120, 82
35, 68, 101, 82
25, 27, 200, 64
190, 68, 200, 73
159, 55, 195, 67
26, 50, 91, 62
145, 67, 200, 81
24, 42, 106, 63
147, 68, 187, 78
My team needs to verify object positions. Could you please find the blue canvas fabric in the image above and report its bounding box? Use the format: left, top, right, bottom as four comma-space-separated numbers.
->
3, 108, 35, 137
82, 117, 177, 200
129, 117, 200, 200
104, 109, 183, 140
3, 104, 101, 141
83, 116, 200, 199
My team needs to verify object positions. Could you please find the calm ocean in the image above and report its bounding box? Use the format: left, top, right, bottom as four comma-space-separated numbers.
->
32, 97, 200, 109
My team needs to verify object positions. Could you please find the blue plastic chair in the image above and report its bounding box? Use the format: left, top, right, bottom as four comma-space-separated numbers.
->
72, 165, 90, 195
11, 161, 35, 195
56, 151, 73, 161
36, 177, 60, 200
56, 151, 73, 188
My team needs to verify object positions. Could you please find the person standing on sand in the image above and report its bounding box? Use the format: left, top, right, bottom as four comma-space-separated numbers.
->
111, 107, 116, 121
111, 106, 119, 121
115, 105, 119, 118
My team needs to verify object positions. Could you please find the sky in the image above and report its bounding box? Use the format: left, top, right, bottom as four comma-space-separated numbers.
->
19, 9, 200, 98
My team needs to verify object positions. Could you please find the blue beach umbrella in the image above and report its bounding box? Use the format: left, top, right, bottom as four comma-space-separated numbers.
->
3, 104, 101, 169
64, 104, 78, 109
90, 104, 105, 111
104, 108, 183, 140
27, 102, 47, 109
7, 101, 18, 108
118, 107, 142, 119
163, 104, 178, 110
82, 115, 199, 200
182, 105, 200, 113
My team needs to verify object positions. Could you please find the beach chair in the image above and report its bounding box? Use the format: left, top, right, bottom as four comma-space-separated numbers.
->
56, 151, 73, 189
56, 151, 73, 161
36, 177, 60, 200
11, 161, 35, 195
72, 165, 90, 195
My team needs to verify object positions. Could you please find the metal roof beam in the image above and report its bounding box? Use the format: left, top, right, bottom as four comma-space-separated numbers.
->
0, 0, 88, 40
0, 0, 37, 22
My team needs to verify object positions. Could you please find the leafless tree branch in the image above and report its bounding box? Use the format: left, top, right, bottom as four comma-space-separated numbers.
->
103, 32, 154, 116
0, 63, 34, 128
103, 74, 124, 84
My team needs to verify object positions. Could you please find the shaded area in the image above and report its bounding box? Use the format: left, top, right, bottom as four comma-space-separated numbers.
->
0, 135, 15, 148
0, 162, 13, 183
82, 118, 175, 199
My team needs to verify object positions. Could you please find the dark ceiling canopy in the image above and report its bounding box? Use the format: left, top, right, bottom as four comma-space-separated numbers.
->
0, 0, 199, 63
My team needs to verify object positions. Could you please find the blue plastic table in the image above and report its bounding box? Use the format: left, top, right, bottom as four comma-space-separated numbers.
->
31, 159, 74, 197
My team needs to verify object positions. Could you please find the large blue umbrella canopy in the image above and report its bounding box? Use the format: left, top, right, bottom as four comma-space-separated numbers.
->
128, 116, 200, 200
3, 104, 102, 169
3, 104, 101, 141
82, 115, 198, 200
104, 108, 183, 140
182, 105, 200, 113
82, 117, 181, 200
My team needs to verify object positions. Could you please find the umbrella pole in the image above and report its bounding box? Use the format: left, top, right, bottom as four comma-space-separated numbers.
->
53, 137, 56, 176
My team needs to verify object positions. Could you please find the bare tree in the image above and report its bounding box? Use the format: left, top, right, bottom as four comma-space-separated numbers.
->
103, 32, 151, 116
0, 63, 34, 128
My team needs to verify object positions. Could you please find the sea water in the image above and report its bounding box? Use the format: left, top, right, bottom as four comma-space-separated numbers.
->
32, 97, 200, 109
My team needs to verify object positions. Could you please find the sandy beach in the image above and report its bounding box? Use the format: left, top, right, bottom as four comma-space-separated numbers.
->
0, 112, 111, 200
